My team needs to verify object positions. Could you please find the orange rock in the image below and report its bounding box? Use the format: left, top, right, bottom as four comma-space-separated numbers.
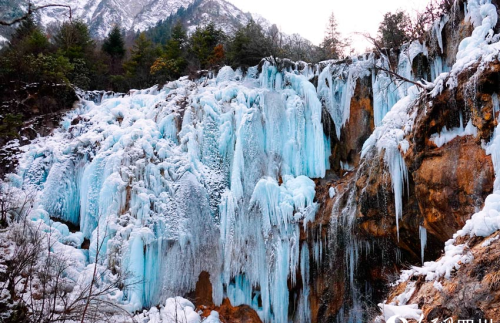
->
199, 299, 262, 323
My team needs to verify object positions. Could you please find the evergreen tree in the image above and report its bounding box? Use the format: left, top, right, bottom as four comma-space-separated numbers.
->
150, 22, 188, 82
53, 20, 96, 88
102, 25, 126, 60
377, 10, 411, 49
189, 23, 225, 69
9, 16, 37, 47
124, 32, 160, 89
0, 17, 61, 86
320, 12, 347, 60
102, 25, 126, 75
54, 20, 94, 61
227, 20, 271, 68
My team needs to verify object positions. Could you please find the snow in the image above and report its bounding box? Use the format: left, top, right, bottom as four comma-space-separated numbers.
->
329, 187, 336, 198
430, 0, 500, 98
430, 114, 478, 147
28, 0, 196, 39
6, 0, 258, 40
0, 35, 8, 49
481, 234, 499, 247
378, 303, 422, 322
393, 0, 500, 287
9, 63, 328, 322
135, 297, 202, 323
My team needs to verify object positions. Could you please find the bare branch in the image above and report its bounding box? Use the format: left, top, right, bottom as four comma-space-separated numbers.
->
0, 2, 72, 26
375, 65, 425, 89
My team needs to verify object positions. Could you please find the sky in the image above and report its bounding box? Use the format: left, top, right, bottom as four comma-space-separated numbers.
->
227, 0, 432, 53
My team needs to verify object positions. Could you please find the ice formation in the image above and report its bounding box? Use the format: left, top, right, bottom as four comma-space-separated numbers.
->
419, 225, 427, 264
11, 61, 326, 322
317, 57, 371, 138
430, 113, 478, 147
5, 1, 500, 321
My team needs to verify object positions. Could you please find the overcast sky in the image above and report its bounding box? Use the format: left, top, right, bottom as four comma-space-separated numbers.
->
227, 0, 431, 53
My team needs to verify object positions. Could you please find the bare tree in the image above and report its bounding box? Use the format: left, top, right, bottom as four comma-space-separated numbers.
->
0, 1, 73, 26
0, 180, 135, 323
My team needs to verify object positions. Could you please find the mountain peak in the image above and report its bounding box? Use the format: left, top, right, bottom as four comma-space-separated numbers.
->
2, 0, 267, 39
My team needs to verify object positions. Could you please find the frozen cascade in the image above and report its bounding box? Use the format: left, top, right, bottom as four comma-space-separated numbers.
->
371, 45, 419, 127
318, 57, 372, 138
12, 64, 327, 322
7, 1, 498, 319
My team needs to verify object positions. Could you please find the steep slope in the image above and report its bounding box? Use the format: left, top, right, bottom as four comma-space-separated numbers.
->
1, 0, 266, 40
28, 0, 193, 38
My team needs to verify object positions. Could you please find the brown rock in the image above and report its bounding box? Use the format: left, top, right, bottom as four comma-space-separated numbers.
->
329, 77, 375, 171
199, 299, 263, 323
195, 271, 214, 307
383, 231, 500, 322
414, 136, 494, 241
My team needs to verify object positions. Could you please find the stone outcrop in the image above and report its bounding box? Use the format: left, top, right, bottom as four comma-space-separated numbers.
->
199, 299, 263, 323
192, 272, 263, 323
385, 232, 500, 321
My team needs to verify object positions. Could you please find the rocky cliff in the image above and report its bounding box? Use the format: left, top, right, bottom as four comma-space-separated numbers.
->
303, 0, 500, 321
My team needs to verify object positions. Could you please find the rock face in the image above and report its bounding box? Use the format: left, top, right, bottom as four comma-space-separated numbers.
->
199, 299, 263, 323
385, 232, 500, 321
307, 60, 499, 321
328, 77, 375, 171
305, 2, 500, 318
193, 272, 262, 323
413, 137, 493, 240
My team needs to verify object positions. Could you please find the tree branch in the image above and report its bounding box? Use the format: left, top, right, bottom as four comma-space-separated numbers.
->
375, 65, 425, 89
0, 2, 72, 26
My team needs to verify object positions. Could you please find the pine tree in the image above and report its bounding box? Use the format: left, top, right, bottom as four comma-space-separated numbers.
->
227, 20, 271, 68
53, 20, 96, 89
102, 25, 126, 75
150, 22, 188, 82
165, 22, 187, 61
320, 12, 347, 60
377, 10, 411, 49
189, 23, 225, 69
9, 16, 37, 47
54, 20, 94, 61
124, 32, 160, 88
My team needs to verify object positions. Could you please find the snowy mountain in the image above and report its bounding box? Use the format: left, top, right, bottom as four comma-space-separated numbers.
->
1, 0, 270, 39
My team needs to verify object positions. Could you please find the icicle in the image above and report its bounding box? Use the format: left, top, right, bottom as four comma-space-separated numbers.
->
419, 226, 427, 264
492, 93, 499, 121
